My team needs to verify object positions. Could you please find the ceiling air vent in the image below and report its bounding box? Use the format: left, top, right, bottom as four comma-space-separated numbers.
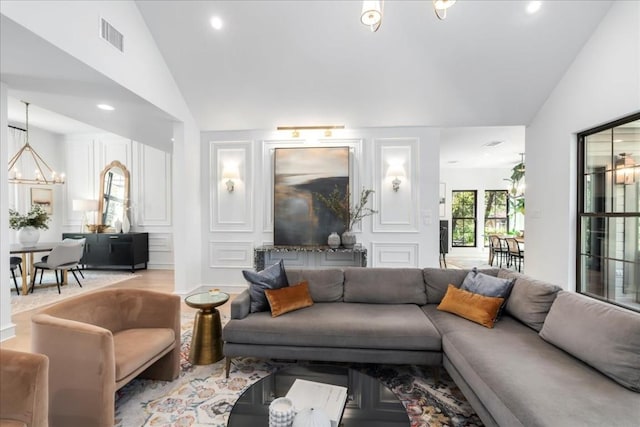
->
100, 18, 124, 52
483, 140, 504, 147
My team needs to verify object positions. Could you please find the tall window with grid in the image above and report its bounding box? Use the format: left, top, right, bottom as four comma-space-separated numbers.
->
452, 190, 477, 247
484, 190, 509, 247
577, 112, 640, 312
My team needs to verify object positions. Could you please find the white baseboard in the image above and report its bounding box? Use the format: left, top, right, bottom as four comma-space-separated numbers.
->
0, 322, 17, 342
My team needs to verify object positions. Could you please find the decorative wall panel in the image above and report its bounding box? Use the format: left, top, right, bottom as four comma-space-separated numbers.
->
373, 138, 419, 232
371, 242, 419, 267
209, 241, 253, 268
137, 144, 172, 226
210, 141, 253, 232
63, 139, 95, 227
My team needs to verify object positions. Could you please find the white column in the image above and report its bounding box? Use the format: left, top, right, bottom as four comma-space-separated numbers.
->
1, 81, 16, 341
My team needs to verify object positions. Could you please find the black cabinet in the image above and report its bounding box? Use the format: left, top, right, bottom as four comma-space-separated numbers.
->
62, 232, 149, 272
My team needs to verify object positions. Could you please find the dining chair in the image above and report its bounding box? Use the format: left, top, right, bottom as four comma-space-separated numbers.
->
38, 238, 86, 284
505, 237, 524, 272
488, 235, 509, 268
29, 240, 85, 294
9, 257, 22, 294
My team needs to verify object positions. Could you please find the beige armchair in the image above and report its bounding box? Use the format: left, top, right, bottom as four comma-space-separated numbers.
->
0, 348, 49, 427
31, 289, 181, 427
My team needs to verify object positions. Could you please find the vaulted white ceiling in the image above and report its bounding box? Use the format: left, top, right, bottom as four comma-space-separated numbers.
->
2, 1, 613, 164
137, 0, 612, 130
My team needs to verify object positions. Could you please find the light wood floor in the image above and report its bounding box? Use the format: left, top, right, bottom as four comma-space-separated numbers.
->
1, 269, 232, 353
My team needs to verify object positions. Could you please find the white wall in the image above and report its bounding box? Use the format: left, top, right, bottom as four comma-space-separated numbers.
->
0, 1, 202, 308
201, 127, 441, 290
1, 81, 14, 341
440, 167, 514, 254
526, 1, 640, 289
60, 133, 174, 268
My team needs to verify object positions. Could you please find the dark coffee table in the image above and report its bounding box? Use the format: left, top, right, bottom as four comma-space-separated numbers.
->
227, 364, 410, 427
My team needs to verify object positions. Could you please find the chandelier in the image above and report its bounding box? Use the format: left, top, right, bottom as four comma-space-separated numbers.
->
361, 0, 456, 32
7, 101, 65, 185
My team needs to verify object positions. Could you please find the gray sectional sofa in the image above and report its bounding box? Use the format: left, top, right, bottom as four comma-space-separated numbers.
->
222, 267, 640, 427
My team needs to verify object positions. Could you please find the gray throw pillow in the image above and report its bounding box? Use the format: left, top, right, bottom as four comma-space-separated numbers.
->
461, 267, 515, 319
539, 291, 640, 392
243, 259, 289, 313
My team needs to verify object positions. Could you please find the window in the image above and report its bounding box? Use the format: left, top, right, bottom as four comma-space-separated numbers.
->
577, 112, 640, 312
452, 190, 477, 247
484, 190, 509, 246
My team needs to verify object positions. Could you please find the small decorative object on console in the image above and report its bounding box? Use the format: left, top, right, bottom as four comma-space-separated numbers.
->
327, 232, 340, 248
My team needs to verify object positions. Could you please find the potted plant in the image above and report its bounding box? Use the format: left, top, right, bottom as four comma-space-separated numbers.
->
9, 205, 50, 246
317, 186, 377, 248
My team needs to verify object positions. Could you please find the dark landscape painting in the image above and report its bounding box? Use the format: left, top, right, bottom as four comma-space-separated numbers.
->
274, 147, 349, 246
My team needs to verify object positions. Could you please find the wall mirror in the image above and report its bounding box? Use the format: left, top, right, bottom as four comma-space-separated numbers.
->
98, 160, 130, 228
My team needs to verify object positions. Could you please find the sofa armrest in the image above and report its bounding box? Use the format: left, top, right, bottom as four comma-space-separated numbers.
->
31, 313, 116, 426
0, 348, 49, 427
231, 289, 251, 319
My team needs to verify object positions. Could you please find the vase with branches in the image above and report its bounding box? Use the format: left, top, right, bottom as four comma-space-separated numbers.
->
316, 186, 377, 248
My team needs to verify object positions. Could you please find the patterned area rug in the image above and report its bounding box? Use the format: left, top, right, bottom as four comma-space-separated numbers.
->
115, 316, 482, 427
10, 271, 139, 314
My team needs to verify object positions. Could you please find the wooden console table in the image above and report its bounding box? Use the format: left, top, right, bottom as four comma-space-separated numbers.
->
254, 245, 367, 271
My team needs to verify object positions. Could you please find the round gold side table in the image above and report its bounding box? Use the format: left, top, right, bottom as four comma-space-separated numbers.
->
184, 291, 230, 365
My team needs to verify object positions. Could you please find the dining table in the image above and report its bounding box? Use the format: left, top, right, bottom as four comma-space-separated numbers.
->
10, 242, 66, 295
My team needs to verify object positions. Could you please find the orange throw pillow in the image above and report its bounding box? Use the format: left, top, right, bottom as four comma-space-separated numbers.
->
437, 284, 505, 328
264, 281, 314, 317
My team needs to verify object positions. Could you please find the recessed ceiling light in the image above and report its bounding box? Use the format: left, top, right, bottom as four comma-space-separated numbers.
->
613, 139, 624, 143
210, 16, 223, 30
97, 104, 114, 111
526, 1, 542, 14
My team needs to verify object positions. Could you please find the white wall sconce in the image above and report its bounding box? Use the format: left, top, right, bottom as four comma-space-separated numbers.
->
222, 163, 240, 192
386, 163, 406, 192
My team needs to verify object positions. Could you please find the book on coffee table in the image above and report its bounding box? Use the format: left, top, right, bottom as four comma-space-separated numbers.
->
285, 378, 348, 427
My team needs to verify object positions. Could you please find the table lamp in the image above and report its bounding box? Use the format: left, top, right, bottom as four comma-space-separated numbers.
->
72, 199, 99, 232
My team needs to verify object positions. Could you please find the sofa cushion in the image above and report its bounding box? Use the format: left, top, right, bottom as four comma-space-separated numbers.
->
539, 291, 640, 392
437, 285, 504, 328
461, 267, 514, 319
423, 268, 499, 304
265, 281, 314, 317
113, 328, 175, 382
498, 269, 561, 331
440, 314, 640, 426
243, 260, 289, 312
343, 268, 426, 304
223, 302, 441, 351
285, 268, 343, 302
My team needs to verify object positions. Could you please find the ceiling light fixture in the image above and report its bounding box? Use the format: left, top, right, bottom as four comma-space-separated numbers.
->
8, 101, 65, 185
276, 125, 345, 138
97, 103, 115, 111
210, 16, 223, 30
361, 1, 383, 32
516, 152, 525, 172
433, 0, 456, 20
361, 0, 455, 31
526, 1, 542, 15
